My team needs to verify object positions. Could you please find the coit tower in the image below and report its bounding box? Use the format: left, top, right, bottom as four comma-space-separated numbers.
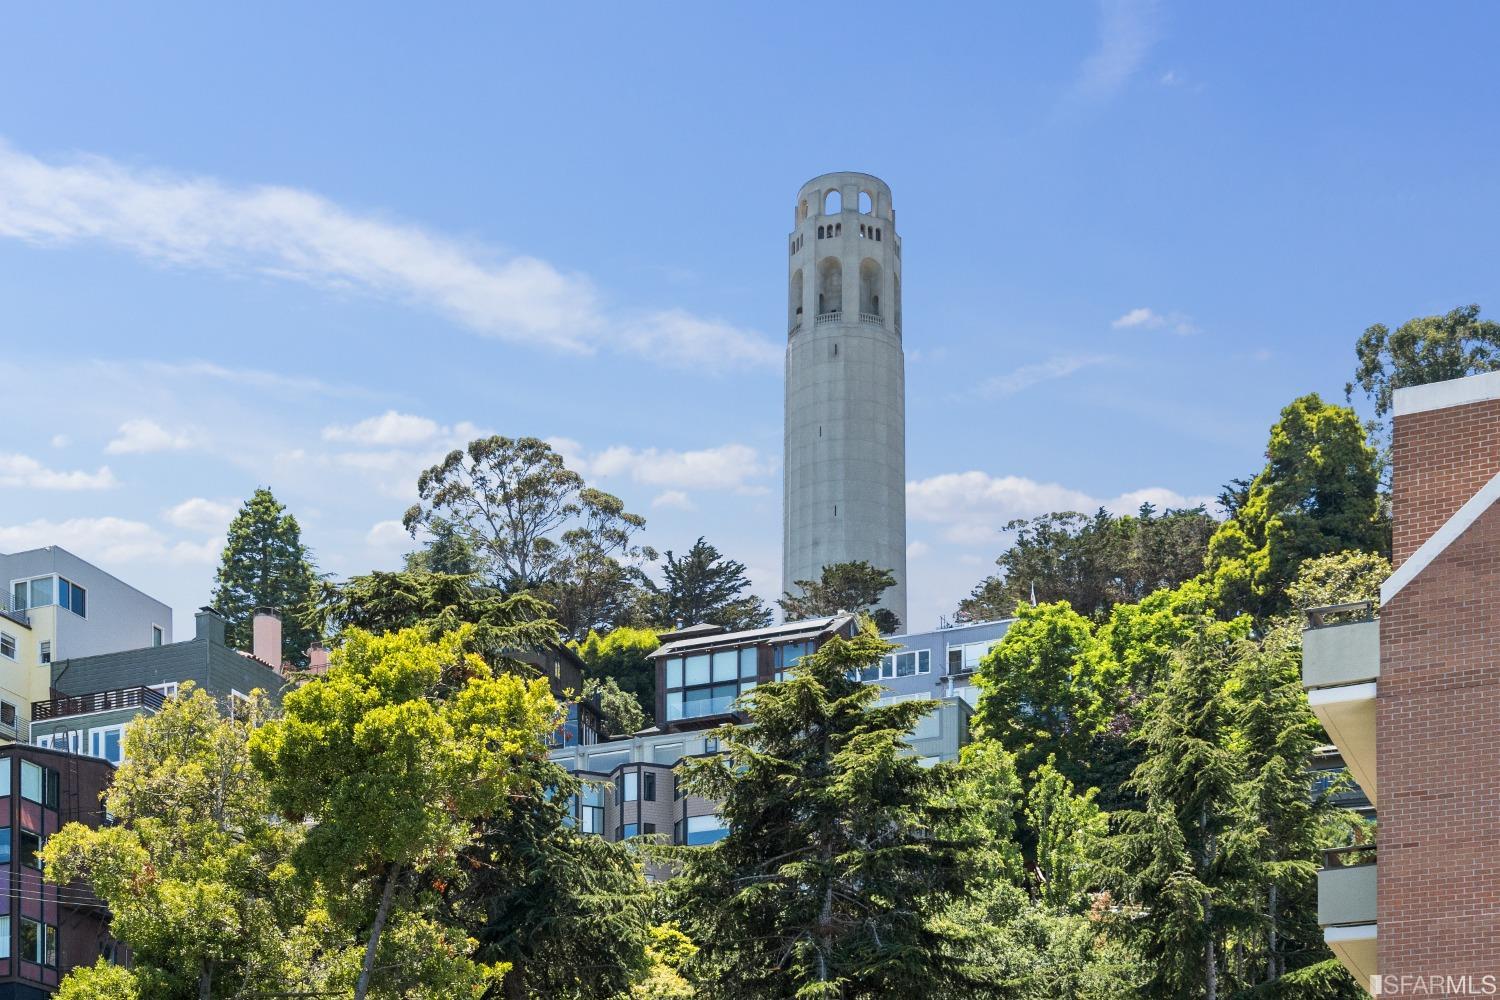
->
782, 171, 907, 627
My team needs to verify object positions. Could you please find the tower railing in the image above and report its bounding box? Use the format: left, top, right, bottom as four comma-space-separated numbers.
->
814, 311, 842, 326
788, 322, 802, 337
859, 312, 882, 326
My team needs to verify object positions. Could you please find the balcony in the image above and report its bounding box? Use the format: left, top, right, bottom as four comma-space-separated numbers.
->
814, 310, 842, 326
1303, 603, 1378, 806
0, 595, 28, 628
1318, 845, 1377, 990
32, 686, 166, 722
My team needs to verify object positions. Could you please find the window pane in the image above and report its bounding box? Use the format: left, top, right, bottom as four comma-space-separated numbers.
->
652, 742, 684, 764
57, 580, 70, 613
621, 823, 638, 839
44, 925, 55, 967
72, 584, 86, 617
0, 635, 14, 660
105, 730, 122, 764
897, 652, 916, 677
685, 814, 729, 846
918, 650, 931, 674
11, 583, 24, 610
30, 578, 52, 607
712, 650, 738, 683
683, 687, 712, 718
0, 916, 8, 959
20, 761, 40, 803
948, 648, 963, 671
739, 647, 757, 678
684, 655, 710, 687
19, 919, 37, 963
711, 683, 738, 715
860, 663, 880, 682
666, 691, 684, 722
19, 831, 40, 870
0, 829, 11, 863
666, 658, 683, 690
644, 772, 656, 801
881, 655, 895, 679
0, 761, 9, 798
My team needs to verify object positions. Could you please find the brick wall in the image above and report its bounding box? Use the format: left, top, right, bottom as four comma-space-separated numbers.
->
1389, 398, 1500, 567
1379, 396, 1500, 980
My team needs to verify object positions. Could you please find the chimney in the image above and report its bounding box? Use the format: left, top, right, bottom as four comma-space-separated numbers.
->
195, 607, 227, 646
306, 641, 331, 676
252, 608, 283, 667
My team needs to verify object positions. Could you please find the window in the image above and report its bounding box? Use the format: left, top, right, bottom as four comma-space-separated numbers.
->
0, 761, 9, 797
685, 814, 729, 846
57, 578, 86, 618
773, 641, 811, 682
663, 647, 760, 723
151, 625, 164, 647
652, 742, 684, 765
35, 730, 82, 754
643, 772, 656, 802
19, 918, 55, 967
619, 823, 639, 840
90, 725, 125, 765
947, 640, 1000, 674
21, 760, 42, 803
643, 822, 656, 835
0, 828, 11, 863
38, 641, 50, 665
0, 634, 14, 660
149, 682, 179, 699
618, 771, 639, 804
0, 703, 15, 728
19, 830, 42, 871
868, 650, 930, 681
0, 916, 8, 959
11, 576, 54, 611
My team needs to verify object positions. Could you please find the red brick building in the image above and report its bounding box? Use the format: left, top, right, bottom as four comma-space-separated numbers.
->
1307, 369, 1500, 993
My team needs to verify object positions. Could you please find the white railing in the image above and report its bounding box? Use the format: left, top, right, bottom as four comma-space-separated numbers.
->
815, 311, 842, 325
859, 312, 882, 325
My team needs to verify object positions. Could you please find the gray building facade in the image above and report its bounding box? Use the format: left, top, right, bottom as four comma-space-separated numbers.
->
868, 618, 1014, 709
783, 172, 907, 626
31, 608, 287, 765
2, 547, 172, 661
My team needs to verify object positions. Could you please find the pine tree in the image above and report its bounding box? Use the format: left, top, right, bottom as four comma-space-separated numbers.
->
212, 487, 321, 666
648, 537, 772, 631
778, 560, 901, 634
674, 623, 989, 998
1107, 633, 1260, 1000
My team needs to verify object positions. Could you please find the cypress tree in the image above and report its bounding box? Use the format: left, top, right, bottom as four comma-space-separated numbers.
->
674, 624, 989, 998
212, 487, 321, 666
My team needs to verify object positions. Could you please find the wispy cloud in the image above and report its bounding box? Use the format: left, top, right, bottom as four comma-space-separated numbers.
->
322, 410, 479, 448
651, 490, 696, 511
1072, 0, 1160, 102
0, 516, 217, 566
907, 470, 1214, 546
0, 140, 778, 369
552, 439, 776, 494
981, 354, 1114, 397
0, 453, 116, 490
1112, 306, 1196, 335
163, 497, 237, 534
106, 418, 199, 454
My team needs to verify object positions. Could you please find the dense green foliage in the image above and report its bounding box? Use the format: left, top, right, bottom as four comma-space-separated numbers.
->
779, 560, 902, 634
958, 504, 1217, 622
572, 625, 662, 721
1203, 394, 1386, 619
1350, 303, 1500, 420
645, 537, 772, 631
674, 625, 985, 997
213, 486, 322, 666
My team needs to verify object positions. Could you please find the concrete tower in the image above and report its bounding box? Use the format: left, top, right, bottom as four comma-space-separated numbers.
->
783, 171, 907, 627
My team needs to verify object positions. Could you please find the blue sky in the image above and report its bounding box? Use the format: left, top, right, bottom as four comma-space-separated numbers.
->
4, 2, 1499, 634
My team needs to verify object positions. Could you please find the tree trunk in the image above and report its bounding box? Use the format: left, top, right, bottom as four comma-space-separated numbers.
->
1205, 924, 1217, 1000
355, 864, 403, 1000
198, 959, 214, 1000
502, 960, 527, 1000
1268, 882, 1280, 981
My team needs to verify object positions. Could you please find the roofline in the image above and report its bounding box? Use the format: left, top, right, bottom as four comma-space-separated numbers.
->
1393, 369, 1500, 417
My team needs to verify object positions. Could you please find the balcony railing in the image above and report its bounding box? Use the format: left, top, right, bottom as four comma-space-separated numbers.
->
32, 686, 166, 722
1303, 601, 1379, 690
814, 310, 842, 325
1322, 844, 1377, 869
858, 311, 882, 326
1318, 845, 1377, 928
0, 595, 28, 627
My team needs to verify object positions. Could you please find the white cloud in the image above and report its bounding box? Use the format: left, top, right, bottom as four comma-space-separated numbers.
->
50, 434, 69, 448
366, 520, 410, 548
907, 470, 1215, 546
0, 452, 116, 490
578, 443, 776, 494
907, 540, 931, 559
1073, 0, 1160, 101
323, 410, 444, 447
651, 490, 696, 511
0, 140, 778, 368
106, 418, 197, 454
164, 497, 237, 534
1112, 307, 1196, 335
981, 354, 1113, 397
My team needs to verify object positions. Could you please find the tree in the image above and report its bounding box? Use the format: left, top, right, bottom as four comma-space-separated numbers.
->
674, 624, 989, 997
249, 625, 557, 1000
314, 569, 559, 673
633, 925, 699, 999
1107, 634, 1260, 1000
403, 438, 655, 633
973, 601, 1113, 784
572, 626, 662, 722
584, 674, 647, 736
213, 487, 321, 666
44, 685, 313, 999
647, 537, 773, 631
404, 518, 479, 576
957, 505, 1218, 624
1202, 394, 1386, 621
1349, 303, 1500, 436
779, 560, 902, 634
445, 760, 653, 1000
1025, 758, 1108, 910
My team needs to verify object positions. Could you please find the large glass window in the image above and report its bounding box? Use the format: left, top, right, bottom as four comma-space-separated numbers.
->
618, 771, 639, 803
57, 578, 86, 617
665, 647, 758, 722
643, 772, 656, 802
0, 761, 10, 798
685, 814, 729, 846
0, 916, 9, 959
19, 831, 42, 870
711, 650, 738, 683
652, 742, 684, 765
20, 760, 41, 803
19, 918, 55, 967
947, 640, 999, 673
90, 725, 125, 765
0, 828, 11, 863
12, 577, 54, 611
684, 654, 710, 687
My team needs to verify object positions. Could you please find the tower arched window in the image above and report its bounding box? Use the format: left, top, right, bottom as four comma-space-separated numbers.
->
817, 257, 842, 316
859, 190, 873, 214
859, 258, 882, 316
824, 189, 841, 215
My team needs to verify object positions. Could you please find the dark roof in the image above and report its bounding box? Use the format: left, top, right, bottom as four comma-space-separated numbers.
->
655, 623, 727, 642
650, 613, 856, 659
